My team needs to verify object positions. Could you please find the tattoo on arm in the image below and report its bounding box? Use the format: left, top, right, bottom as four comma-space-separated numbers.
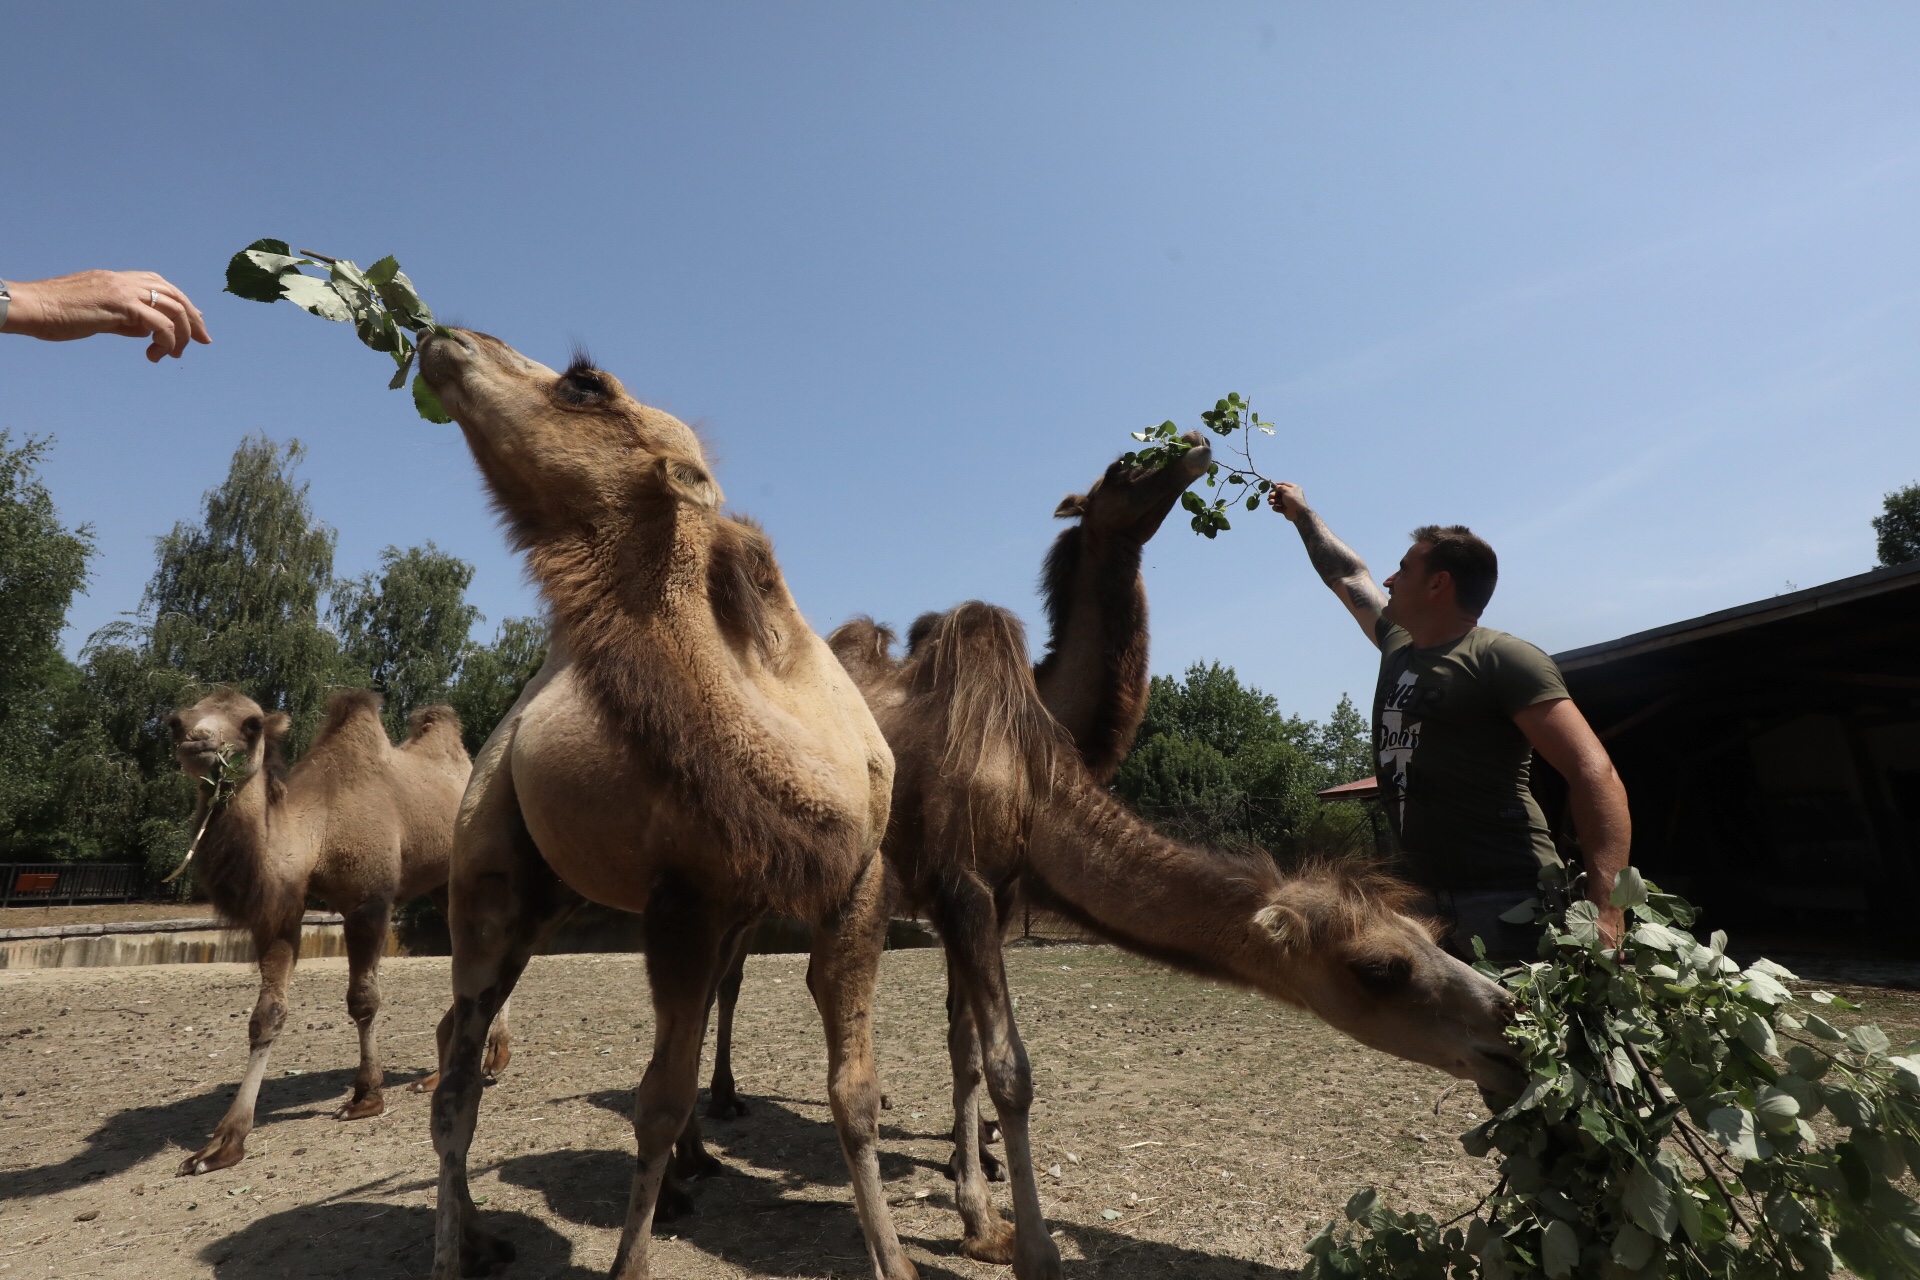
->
1295, 509, 1387, 615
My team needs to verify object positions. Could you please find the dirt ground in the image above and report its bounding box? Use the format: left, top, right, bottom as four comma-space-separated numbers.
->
2, 947, 1915, 1280
0, 905, 216, 930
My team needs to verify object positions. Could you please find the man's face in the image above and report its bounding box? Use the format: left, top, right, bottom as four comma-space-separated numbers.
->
1381, 542, 1439, 628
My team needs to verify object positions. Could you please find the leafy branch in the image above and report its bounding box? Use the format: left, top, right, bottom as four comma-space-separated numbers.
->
1122, 392, 1279, 538
161, 743, 248, 886
1303, 865, 1920, 1280
223, 239, 453, 423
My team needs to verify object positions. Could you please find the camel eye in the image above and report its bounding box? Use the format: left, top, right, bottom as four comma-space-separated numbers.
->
167, 714, 185, 740
242, 715, 262, 741
560, 368, 607, 403
1350, 954, 1413, 996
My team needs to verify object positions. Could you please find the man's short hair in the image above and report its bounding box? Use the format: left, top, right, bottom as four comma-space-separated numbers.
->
1410, 524, 1498, 616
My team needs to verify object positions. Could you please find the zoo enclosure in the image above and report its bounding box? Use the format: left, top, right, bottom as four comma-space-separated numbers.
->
0, 862, 144, 908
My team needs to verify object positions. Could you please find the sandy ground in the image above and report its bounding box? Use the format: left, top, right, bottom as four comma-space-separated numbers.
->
0, 905, 217, 930
2, 946, 1915, 1280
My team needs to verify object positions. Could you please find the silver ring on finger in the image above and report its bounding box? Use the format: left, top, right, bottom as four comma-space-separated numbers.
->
150, 289, 160, 306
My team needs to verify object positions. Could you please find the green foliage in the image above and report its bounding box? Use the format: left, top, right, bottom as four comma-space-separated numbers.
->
1873, 483, 1920, 569
1302, 867, 1920, 1280
0, 434, 95, 857
1113, 663, 1374, 860
447, 616, 550, 758
1123, 392, 1278, 537
225, 240, 452, 423
333, 543, 479, 739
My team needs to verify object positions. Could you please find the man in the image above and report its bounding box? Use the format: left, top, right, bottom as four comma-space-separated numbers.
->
1268, 482, 1630, 959
2, 268, 210, 360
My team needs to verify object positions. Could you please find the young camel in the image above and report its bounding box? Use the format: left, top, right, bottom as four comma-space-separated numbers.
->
415, 330, 913, 1280
686, 435, 1213, 1177
828, 603, 1526, 1280
166, 688, 474, 1175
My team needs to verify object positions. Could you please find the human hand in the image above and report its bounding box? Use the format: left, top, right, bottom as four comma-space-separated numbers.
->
1596, 901, 1625, 950
3, 270, 211, 361
1266, 481, 1307, 521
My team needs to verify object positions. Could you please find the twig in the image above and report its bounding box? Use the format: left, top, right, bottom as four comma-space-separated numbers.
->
296, 249, 340, 264
1439, 1172, 1508, 1229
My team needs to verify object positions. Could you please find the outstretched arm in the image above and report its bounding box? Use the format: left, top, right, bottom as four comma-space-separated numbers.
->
1514, 698, 1631, 948
3, 270, 211, 361
1267, 482, 1387, 646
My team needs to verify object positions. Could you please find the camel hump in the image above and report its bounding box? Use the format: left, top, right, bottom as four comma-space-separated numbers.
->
402, 704, 469, 760
316, 688, 388, 744
904, 601, 1068, 792
826, 616, 897, 681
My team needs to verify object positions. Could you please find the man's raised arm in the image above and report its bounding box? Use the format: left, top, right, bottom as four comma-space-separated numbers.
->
1267, 482, 1387, 646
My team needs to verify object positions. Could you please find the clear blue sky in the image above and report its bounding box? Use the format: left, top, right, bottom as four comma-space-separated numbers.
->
6, 4, 1919, 722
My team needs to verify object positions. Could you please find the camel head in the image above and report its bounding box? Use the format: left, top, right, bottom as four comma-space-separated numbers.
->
1053, 432, 1211, 543
416, 329, 720, 545
1253, 871, 1525, 1099
167, 689, 288, 791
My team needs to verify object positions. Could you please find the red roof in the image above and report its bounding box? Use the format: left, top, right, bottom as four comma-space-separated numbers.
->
1315, 776, 1379, 801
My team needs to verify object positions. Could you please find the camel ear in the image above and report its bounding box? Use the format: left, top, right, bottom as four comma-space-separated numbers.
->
262, 711, 292, 743
1054, 493, 1088, 520
1254, 902, 1310, 950
658, 457, 722, 511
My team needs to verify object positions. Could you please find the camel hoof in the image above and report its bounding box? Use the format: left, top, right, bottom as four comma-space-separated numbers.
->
655, 1178, 696, 1223
982, 1119, 1001, 1145
705, 1093, 749, 1120
177, 1139, 244, 1177
960, 1219, 1018, 1265
335, 1093, 386, 1121
410, 1071, 441, 1094
482, 1040, 511, 1078
458, 1224, 515, 1277
981, 1148, 1005, 1182
880, 1092, 893, 1110
673, 1146, 727, 1181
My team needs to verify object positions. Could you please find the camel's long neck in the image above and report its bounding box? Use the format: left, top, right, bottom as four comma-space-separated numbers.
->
194, 768, 305, 934
1032, 529, 1150, 785
1020, 777, 1292, 996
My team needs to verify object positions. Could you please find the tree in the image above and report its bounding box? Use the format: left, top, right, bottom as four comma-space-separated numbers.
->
447, 616, 550, 757
0, 434, 95, 857
333, 542, 479, 739
129, 435, 344, 743
1873, 482, 1920, 568
1113, 662, 1373, 861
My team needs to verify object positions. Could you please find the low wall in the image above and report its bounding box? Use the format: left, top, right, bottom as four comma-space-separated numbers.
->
0, 913, 393, 970
0, 906, 939, 970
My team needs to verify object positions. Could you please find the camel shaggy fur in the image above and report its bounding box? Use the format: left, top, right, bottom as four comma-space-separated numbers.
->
166, 687, 473, 1176
415, 331, 911, 1280
828, 603, 1524, 1279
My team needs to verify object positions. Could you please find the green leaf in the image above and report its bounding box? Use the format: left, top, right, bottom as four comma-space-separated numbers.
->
388, 346, 415, 391
1785, 1044, 1830, 1080
1561, 899, 1601, 948
1805, 1013, 1845, 1041
412, 374, 453, 424
1498, 897, 1540, 924
1611, 1223, 1656, 1270
1707, 1106, 1765, 1161
1343, 1188, 1378, 1223
1826, 1087, 1875, 1130
1736, 1011, 1778, 1057
224, 238, 296, 302
375, 266, 433, 328
1773, 1072, 1824, 1118
1675, 1191, 1707, 1244
1622, 1160, 1677, 1241
1245, 494, 1259, 511
1610, 866, 1648, 909
1747, 957, 1800, 982
1849, 1023, 1891, 1058
1889, 1054, 1920, 1093
1540, 1219, 1578, 1278
1754, 1085, 1801, 1134
277, 273, 354, 322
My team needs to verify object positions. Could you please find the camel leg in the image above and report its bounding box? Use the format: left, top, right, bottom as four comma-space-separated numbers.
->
944, 957, 1016, 1262
337, 897, 392, 1121
806, 854, 918, 1280
943, 969, 1005, 1185
179, 922, 300, 1176
429, 796, 580, 1280
938, 884, 1059, 1280
663, 919, 750, 1215
609, 879, 730, 1280
484, 995, 512, 1077
705, 929, 751, 1118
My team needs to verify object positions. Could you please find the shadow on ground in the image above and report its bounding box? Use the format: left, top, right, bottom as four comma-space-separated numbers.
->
0, 1065, 426, 1199
201, 1201, 596, 1279
488, 1090, 1297, 1279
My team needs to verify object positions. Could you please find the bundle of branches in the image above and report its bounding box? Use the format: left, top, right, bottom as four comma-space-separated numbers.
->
1121, 392, 1279, 537
1304, 865, 1920, 1280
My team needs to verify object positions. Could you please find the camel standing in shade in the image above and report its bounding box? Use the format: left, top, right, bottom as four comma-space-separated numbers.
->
415, 330, 912, 1280
166, 688, 476, 1176
682, 437, 1211, 1184
828, 602, 1523, 1279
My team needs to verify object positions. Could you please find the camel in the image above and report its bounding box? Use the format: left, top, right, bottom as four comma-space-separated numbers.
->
827, 602, 1525, 1279
165, 687, 475, 1176
415, 330, 913, 1280
679, 435, 1213, 1188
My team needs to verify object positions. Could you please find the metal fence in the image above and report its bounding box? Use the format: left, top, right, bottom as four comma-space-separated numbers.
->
0, 863, 144, 908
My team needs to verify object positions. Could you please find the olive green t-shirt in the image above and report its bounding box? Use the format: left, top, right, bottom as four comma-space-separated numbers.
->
1372, 619, 1567, 891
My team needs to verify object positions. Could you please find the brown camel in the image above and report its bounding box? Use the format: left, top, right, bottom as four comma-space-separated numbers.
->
166, 687, 474, 1176
415, 331, 913, 1280
684, 435, 1212, 1187
828, 602, 1525, 1280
